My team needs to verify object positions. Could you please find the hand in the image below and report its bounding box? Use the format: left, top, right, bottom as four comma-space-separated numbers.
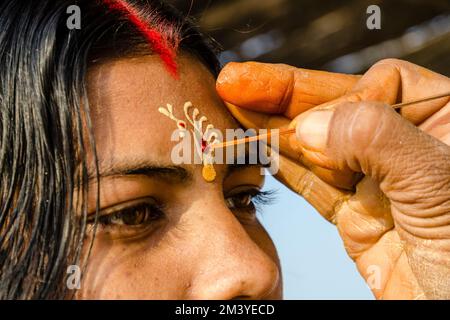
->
216, 59, 450, 299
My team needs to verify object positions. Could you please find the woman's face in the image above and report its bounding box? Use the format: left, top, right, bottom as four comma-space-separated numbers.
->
78, 54, 282, 299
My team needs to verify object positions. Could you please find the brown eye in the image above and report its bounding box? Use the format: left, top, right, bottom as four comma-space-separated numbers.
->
102, 202, 162, 226
109, 205, 150, 226
88, 198, 165, 228
86, 198, 166, 240
226, 193, 253, 209
225, 188, 276, 214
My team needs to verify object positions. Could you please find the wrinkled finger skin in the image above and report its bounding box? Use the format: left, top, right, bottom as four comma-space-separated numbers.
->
295, 101, 450, 299
218, 63, 362, 189
217, 62, 360, 118
217, 58, 450, 299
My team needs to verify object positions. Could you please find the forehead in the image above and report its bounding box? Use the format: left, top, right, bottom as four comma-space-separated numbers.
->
87, 54, 237, 166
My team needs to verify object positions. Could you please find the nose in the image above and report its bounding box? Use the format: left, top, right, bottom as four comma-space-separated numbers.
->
186, 198, 281, 300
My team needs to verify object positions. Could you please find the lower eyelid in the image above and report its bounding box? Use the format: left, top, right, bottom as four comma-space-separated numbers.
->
95, 215, 166, 241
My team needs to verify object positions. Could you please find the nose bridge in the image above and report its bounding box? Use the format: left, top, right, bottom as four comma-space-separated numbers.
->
185, 195, 280, 299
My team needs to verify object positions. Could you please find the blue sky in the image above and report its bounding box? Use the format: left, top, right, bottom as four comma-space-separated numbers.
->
258, 175, 374, 300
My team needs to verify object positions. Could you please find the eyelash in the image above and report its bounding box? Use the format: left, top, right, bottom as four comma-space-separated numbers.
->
87, 189, 276, 234
226, 189, 276, 213
87, 199, 165, 235
96, 203, 164, 226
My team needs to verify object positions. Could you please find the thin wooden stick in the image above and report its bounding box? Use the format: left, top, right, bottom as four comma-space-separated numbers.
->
212, 127, 295, 149
392, 92, 450, 109
213, 92, 450, 149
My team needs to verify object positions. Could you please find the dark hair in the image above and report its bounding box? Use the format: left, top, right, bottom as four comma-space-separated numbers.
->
0, 0, 220, 299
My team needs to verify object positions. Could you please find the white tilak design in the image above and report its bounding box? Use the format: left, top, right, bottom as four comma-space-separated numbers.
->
158, 104, 188, 137
158, 102, 220, 181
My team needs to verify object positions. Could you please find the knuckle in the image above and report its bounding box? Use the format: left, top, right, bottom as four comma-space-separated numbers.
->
374, 58, 405, 67
336, 101, 392, 149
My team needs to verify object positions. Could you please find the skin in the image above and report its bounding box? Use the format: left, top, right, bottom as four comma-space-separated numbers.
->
77, 54, 282, 299
217, 58, 450, 299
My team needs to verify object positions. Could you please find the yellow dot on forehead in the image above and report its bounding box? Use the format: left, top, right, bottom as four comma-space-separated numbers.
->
202, 164, 216, 182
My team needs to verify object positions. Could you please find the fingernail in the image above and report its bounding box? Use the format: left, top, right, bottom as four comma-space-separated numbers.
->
295, 110, 334, 152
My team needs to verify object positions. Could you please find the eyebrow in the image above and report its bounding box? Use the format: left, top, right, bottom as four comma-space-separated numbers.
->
89, 161, 192, 184
224, 144, 264, 176
225, 163, 262, 176
89, 146, 263, 183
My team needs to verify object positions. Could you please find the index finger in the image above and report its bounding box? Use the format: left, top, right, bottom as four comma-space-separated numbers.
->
216, 61, 360, 119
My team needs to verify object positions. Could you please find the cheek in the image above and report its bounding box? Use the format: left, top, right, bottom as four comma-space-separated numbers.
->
78, 236, 189, 299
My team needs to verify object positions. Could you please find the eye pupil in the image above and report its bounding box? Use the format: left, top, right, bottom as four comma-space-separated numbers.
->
107, 204, 154, 226
240, 195, 252, 206
227, 193, 253, 209
122, 210, 146, 225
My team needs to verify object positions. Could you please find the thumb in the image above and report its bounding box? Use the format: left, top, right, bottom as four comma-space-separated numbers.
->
293, 101, 450, 299
293, 102, 450, 238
